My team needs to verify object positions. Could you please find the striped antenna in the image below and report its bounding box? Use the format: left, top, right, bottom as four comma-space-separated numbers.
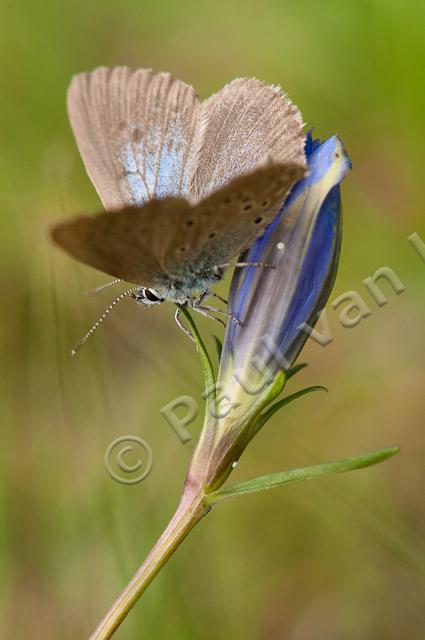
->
72, 286, 140, 356
84, 279, 122, 296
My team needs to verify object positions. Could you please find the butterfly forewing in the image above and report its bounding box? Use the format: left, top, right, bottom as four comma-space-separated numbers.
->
68, 68, 306, 211
68, 67, 201, 210
52, 198, 187, 286
52, 162, 305, 288
56, 67, 308, 299
162, 161, 306, 274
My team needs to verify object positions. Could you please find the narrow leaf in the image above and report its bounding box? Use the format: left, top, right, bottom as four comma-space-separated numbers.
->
286, 362, 308, 380
206, 446, 400, 505
256, 385, 328, 432
212, 335, 223, 363
176, 305, 216, 415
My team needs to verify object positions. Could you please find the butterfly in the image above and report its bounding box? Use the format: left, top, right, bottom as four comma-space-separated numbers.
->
51, 66, 307, 349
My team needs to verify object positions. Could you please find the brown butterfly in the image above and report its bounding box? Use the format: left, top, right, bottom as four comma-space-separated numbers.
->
51, 67, 306, 350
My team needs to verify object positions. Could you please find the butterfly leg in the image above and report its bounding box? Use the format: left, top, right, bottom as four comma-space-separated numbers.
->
196, 305, 241, 326
174, 308, 196, 342
201, 290, 229, 305
191, 306, 227, 328
214, 261, 275, 274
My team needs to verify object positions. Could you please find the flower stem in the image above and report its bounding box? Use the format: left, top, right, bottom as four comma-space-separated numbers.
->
90, 486, 210, 639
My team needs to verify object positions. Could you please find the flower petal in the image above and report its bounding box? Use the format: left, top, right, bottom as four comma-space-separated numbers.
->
220, 134, 351, 382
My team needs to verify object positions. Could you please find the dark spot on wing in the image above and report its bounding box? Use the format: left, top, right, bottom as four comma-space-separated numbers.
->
132, 127, 142, 143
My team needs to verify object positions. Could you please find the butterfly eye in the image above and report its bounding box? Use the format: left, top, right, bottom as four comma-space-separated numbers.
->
144, 288, 162, 302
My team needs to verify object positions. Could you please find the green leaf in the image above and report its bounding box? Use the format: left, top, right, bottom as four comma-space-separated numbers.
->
212, 335, 223, 364
238, 369, 287, 430
255, 385, 328, 432
175, 305, 216, 415
286, 362, 308, 380
205, 446, 400, 505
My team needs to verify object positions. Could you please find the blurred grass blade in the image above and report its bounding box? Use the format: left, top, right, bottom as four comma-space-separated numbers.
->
206, 446, 400, 505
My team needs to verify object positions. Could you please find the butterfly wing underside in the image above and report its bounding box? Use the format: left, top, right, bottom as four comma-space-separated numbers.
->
52, 162, 305, 288
58, 66, 307, 294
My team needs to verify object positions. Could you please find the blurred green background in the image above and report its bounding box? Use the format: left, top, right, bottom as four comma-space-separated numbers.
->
1, 0, 424, 638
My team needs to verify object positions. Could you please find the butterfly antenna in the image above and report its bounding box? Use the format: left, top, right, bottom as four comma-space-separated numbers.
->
84, 279, 122, 296
71, 286, 140, 356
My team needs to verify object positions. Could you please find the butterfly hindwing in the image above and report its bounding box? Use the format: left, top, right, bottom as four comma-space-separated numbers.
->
68, 68, 307, 209
191, 77, 306, 199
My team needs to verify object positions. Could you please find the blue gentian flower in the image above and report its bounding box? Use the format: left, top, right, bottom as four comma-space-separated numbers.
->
217, 133, 351, 413
92, 130, 398, 637
185, 132, 353, 490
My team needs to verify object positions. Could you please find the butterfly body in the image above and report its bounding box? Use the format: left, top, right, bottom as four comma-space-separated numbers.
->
51, 66, 307, 334
132, 268, 223, 307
